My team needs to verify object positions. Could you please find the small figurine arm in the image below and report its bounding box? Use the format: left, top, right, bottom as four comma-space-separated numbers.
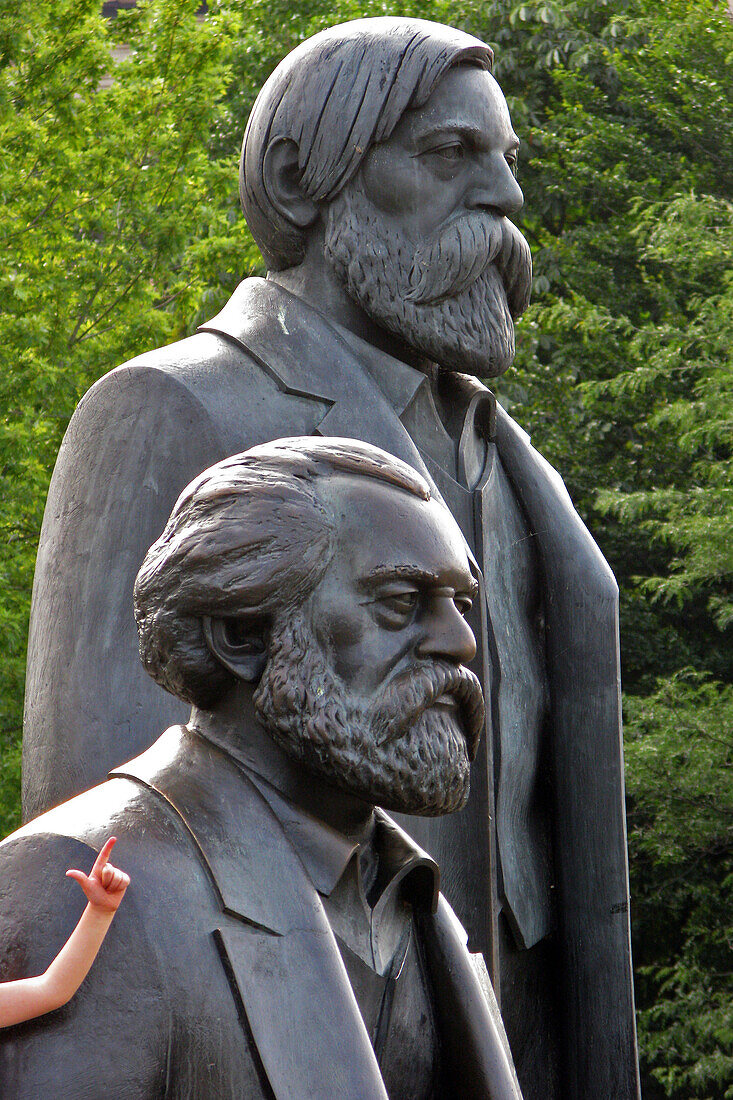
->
0, 836, 130, 1028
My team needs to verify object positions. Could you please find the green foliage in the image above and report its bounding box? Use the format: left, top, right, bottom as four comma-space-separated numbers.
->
594, 192, 733, 632
1, 0, 731, 1093
625, 674, 733, 1099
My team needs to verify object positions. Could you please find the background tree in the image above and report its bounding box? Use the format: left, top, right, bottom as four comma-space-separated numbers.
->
1, 0, 730, 1095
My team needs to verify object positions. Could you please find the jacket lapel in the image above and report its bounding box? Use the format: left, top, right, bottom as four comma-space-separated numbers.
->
200, 278, 435, 483
492, 406, 638, 1098
421, 896, 523, 1100
113, 727, 388, 1100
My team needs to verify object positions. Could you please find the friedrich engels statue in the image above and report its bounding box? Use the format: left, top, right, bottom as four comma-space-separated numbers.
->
22, 18, 640, 1099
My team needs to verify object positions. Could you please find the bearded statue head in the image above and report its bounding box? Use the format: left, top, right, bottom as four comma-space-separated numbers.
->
134, 437, 485, 817
240, 18, 532, 378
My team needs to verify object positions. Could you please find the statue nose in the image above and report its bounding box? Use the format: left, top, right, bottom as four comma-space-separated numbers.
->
467, 155, 524, 217
416, 597, 477, 665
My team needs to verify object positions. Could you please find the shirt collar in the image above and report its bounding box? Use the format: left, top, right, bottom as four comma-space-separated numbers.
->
331, 320, 496, 447
246, 769, 439, 913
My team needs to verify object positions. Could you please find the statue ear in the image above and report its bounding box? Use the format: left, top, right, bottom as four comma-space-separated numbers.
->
262, 137, 319, 230
202, 617, 268, 684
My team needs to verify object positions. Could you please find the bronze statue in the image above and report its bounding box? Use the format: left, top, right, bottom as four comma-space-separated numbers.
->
21, 18, 639, 1097
2, 439, 522, 1099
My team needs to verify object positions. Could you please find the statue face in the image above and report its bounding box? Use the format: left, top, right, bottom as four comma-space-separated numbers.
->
324, 65, 533, 376
359, 65, 522, 244
254, 477, 485, 815
309, 479, 477, 702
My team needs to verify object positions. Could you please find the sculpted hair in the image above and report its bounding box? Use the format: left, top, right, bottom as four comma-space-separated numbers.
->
240, 17, 493, 270
134, 437, 430, 708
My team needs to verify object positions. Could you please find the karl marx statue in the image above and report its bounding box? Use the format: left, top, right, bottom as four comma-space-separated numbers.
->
2, 438, 523, 1099
21, 18, 640, 1099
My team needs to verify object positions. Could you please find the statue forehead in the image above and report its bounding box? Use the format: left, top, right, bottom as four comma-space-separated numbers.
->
383, 65, 516, 149
325, 476, 472, 584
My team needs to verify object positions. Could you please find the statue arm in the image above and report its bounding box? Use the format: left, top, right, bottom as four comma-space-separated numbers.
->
22, 359, 224, 819
494, 405, 641, 1099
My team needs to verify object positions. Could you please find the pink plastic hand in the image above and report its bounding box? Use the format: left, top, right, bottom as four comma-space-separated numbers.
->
66, 837, 130, 914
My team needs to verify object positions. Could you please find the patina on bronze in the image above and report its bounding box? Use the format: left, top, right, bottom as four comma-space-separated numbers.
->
2, 438, 521, 1099
21, 18, 640, 1098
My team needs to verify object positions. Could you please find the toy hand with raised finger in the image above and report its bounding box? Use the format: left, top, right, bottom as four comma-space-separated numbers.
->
0, 836, 132, 1028
66, 837, 130, 913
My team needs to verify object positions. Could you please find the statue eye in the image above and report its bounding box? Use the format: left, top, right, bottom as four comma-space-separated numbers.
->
370, 587, 420, 628
505, 152, 518, 176
432, 142, 464, 162
454, 596, 473, 618
381, 591, 419, 616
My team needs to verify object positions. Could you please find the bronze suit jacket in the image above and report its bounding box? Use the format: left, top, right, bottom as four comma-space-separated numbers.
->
0, 726, 521, 1099
21, 277, 640, 1098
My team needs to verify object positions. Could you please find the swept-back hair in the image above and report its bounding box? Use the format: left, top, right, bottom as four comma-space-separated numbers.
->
134, 436, 430, 707
240, 17, 493, 270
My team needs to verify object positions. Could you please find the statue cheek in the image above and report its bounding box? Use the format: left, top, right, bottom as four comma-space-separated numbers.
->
359, 148, 428, 217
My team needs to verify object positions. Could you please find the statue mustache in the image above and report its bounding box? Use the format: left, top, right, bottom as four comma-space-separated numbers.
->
406, 213, 532, 318
372, 661, 485, 762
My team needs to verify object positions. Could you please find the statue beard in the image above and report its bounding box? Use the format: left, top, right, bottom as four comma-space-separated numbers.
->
323, 180, 533, 377
253, 612, 485, 816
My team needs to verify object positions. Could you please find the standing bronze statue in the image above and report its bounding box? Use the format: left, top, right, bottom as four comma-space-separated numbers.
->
21, 18, 640, 1098
2, 439, 522, 1099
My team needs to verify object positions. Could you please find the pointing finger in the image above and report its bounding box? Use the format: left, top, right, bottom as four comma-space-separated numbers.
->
90, 836, 117, 878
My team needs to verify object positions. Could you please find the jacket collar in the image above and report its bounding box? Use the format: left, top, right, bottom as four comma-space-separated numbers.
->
246, 767, 439, 912
199, 278, 430, 473
327, 317, 427, 418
